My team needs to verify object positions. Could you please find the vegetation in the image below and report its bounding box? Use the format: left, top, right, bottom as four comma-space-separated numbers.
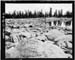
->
5, 8, 72, 18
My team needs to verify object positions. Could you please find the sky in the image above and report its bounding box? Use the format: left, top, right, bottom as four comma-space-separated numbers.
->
5, 3, 72, 15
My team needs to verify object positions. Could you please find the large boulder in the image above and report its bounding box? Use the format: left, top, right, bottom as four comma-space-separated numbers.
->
54, 35, 72, 57
5, 36, 70, 58
55, 35, 72, 49
55, 35, 72, 42
43, 41, 68, 58
15, 38, 45, 58
5, 27, 11, 33
15, 38, 69, 58
45, 29, 65, 40
6, 47, 20, 58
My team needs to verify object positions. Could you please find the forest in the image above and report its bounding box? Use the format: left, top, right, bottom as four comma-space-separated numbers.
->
5, 8, 72, 18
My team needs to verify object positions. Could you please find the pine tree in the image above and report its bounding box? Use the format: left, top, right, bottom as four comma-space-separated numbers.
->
61, 9, 63, 17
33, 11, 37, 18
53, 9, 57, 17
49, 8, 52, 17
45, 12, 49, 17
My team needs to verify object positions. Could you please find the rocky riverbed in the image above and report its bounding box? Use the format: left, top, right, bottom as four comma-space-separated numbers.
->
5, 18, 72, 58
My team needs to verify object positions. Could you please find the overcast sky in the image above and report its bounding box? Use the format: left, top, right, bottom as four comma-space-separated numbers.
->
5, 3, 72, 15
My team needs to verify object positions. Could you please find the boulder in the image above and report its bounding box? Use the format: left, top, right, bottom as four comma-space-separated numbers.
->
6, 47, 20, 58
45, 29, 65, 40
16, 38, 45, 58
55, 35, 72, 49
43, 41, 68, 58
55, 35, 72, 42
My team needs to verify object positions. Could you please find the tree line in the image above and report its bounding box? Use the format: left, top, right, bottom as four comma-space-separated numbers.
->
5, 8, 72, 18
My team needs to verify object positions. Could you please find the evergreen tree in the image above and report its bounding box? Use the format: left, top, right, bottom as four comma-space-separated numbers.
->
65, 11, 72, 18
49, 8, 52, 17
58, 10, 61, 17
33, 11, 37, 18
12, 11, 16, 18
45, 12, 49, 17
58, 9, 63, 17
37, 10, 44, 17
53, 9, 57, 17
5, 8, 72, 18
61, 9, 63, 17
